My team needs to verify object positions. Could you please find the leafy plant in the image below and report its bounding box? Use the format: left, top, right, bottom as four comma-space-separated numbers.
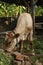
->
35, 6, 43, 16
0, 2, 26, 17
0, 50, 12, 65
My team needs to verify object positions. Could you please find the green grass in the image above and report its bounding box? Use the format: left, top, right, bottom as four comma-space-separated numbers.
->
0, 49, 12, 65
0, 37, 43, 65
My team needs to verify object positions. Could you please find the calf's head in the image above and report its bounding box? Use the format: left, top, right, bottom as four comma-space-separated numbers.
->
4, 32, 20, 51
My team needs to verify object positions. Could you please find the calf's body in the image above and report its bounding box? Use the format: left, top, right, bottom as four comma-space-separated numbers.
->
4, 13, 34, 54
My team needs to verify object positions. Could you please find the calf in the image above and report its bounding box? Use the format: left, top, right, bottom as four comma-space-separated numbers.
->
4, 13, 34, 54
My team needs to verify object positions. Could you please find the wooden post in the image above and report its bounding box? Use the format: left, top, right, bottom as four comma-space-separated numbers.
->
31, 0, 35, 38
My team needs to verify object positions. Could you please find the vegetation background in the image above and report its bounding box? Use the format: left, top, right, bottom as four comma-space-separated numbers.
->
0, 1, 43, 65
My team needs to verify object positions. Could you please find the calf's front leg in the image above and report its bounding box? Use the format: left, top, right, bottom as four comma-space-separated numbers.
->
19, 40, 23, 53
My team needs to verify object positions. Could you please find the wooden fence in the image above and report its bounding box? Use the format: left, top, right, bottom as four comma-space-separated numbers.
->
35, 16, 43, 38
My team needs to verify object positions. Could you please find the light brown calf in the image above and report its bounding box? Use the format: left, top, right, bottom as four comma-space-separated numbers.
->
4, 13, 34, 54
